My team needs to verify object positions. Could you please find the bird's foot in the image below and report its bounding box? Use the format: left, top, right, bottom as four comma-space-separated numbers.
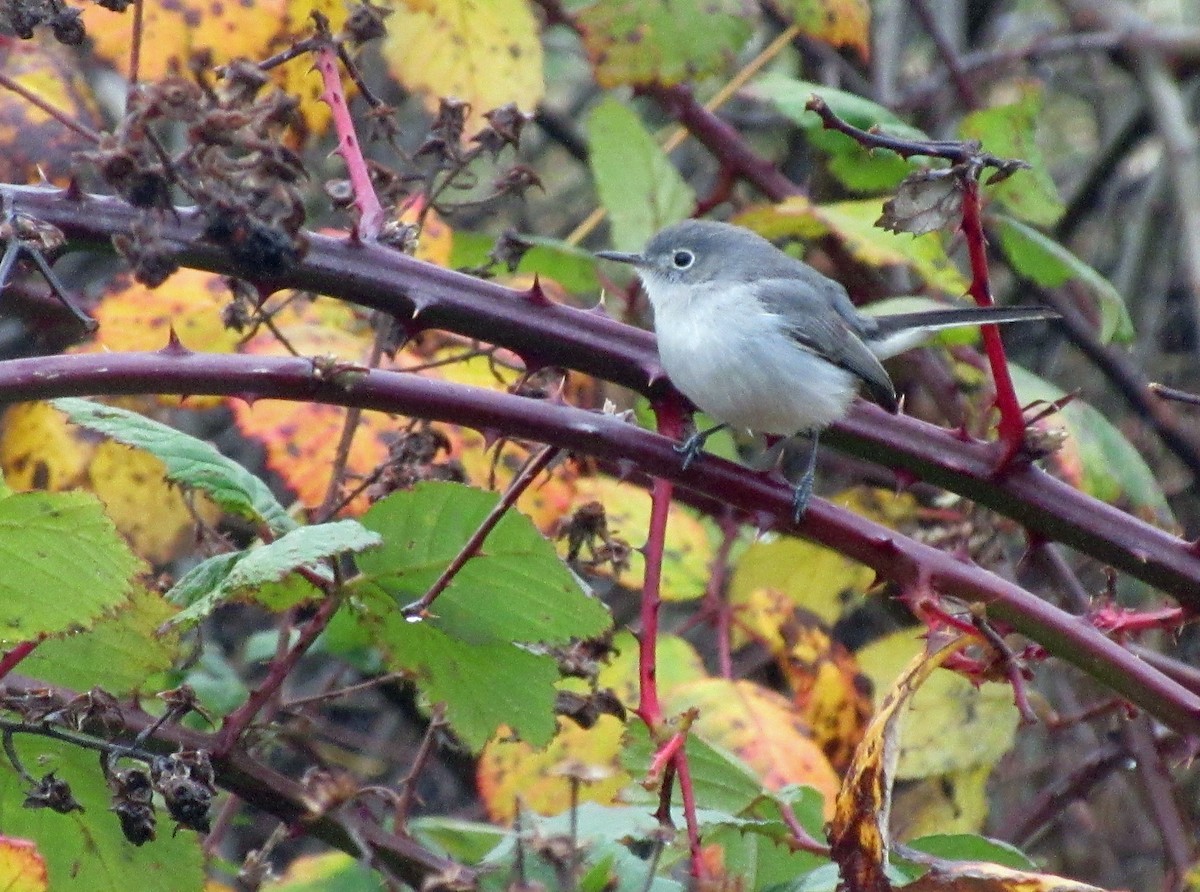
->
674, 423, 728, 471
791, 470, 815, 523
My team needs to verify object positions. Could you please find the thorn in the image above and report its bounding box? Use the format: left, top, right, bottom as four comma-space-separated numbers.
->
953, 423, 972, 442
63, 177, 85, 201
480, 427, 502, 449
893, 468, 918, 491
587, 299, 610, 317
525, 274, 550, 305
614, 458, 636, 480
234, 392, 258, 407
161, 327, 191, 356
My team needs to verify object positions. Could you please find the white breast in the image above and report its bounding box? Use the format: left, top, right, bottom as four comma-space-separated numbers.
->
647, 281, 858, 436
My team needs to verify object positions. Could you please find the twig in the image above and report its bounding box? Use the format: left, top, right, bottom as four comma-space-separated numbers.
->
215, 591, 343, 755
905, 0, 979, 108
401, 444, 560, 618
0, 72, 100, 142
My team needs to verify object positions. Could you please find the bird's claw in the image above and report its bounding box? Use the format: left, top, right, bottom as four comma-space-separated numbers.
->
791, 470, 815, 523
674, 432, 705, 471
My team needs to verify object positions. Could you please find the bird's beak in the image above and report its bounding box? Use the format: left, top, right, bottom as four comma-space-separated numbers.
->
595, 250, 644, 266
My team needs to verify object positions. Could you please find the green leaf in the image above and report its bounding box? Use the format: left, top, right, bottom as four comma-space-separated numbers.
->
994, 215, 1134, 344
1010, 365, 1174, 525
736, 198, 969, 295
587, 98, 695, 252
356, 482, 610, 646
959, 89, 1065, 227
746, 73, 924, 193
354, 595, 561, 749
622, 722, 766, 815
51, 398, 296, 535
164, 520, 382, 628
408, 817, 508, 864
0, 737, 205, 890
577, 0, 756, 88
20, 587, 180, 693
0, 488, 139, 643
704, 824, 828, 891
449, 231, 601, 294
903, 833, 1035, 869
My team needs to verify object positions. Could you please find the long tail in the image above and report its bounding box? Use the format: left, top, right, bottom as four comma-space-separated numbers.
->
866, 305, 1058, 359
872, 305, 1060, 337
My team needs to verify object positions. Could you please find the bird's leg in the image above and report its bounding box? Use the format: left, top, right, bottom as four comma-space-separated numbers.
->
791, 432, 820, 523
675, 423, 728, 471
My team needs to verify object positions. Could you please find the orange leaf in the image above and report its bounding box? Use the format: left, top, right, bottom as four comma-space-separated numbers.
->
0, 837, 48, 892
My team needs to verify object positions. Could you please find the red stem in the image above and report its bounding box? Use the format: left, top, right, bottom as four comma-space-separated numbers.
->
215, 592, 341, 755
960, 178, 1026, 455
314, 44, 386, 241
672, 744, 706, 880
0, 639, 41, 680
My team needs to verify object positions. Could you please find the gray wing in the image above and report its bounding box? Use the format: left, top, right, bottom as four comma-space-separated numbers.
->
755, 277, 898, 411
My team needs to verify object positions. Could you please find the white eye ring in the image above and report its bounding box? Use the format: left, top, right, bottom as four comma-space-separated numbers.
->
671, 250, 695, 269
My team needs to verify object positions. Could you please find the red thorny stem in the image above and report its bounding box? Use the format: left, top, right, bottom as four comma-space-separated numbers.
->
644, 399, 706, 881
960, 177, 1027, 457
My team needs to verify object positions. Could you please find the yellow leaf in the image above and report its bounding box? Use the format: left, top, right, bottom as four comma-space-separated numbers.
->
730, 535, 873, 626
0, 38, 101, 184
382, 0, 544, 138
905, 860, 1107, 891
856, 631, 1019, 779
736, 199, 970, 295
0, 400, 219, 564
566, 477, 715, 602
891, 764, 991, 839
768, 0, 870, 61
477, 715, 629, 822
595, 630, 708, 709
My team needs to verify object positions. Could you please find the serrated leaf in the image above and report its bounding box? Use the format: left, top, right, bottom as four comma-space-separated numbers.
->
587, 98, 695, 252
622, 722, 768, 816
357, 599, 561, 749
0, 738, 204, 890
51, 398, 296, 535
164, 520, 381, 627
578, 0, 756, 88
356, 482, 610, 646
959, 89, 1065, 227
994, 215, 1133, 344
0, 489, 139, 643
20, 587, 180, 693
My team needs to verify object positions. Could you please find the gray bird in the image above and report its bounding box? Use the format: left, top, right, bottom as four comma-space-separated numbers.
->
597, 219, 1057, 520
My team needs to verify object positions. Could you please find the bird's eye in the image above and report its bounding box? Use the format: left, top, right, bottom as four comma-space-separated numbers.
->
671, 250, 695, 269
